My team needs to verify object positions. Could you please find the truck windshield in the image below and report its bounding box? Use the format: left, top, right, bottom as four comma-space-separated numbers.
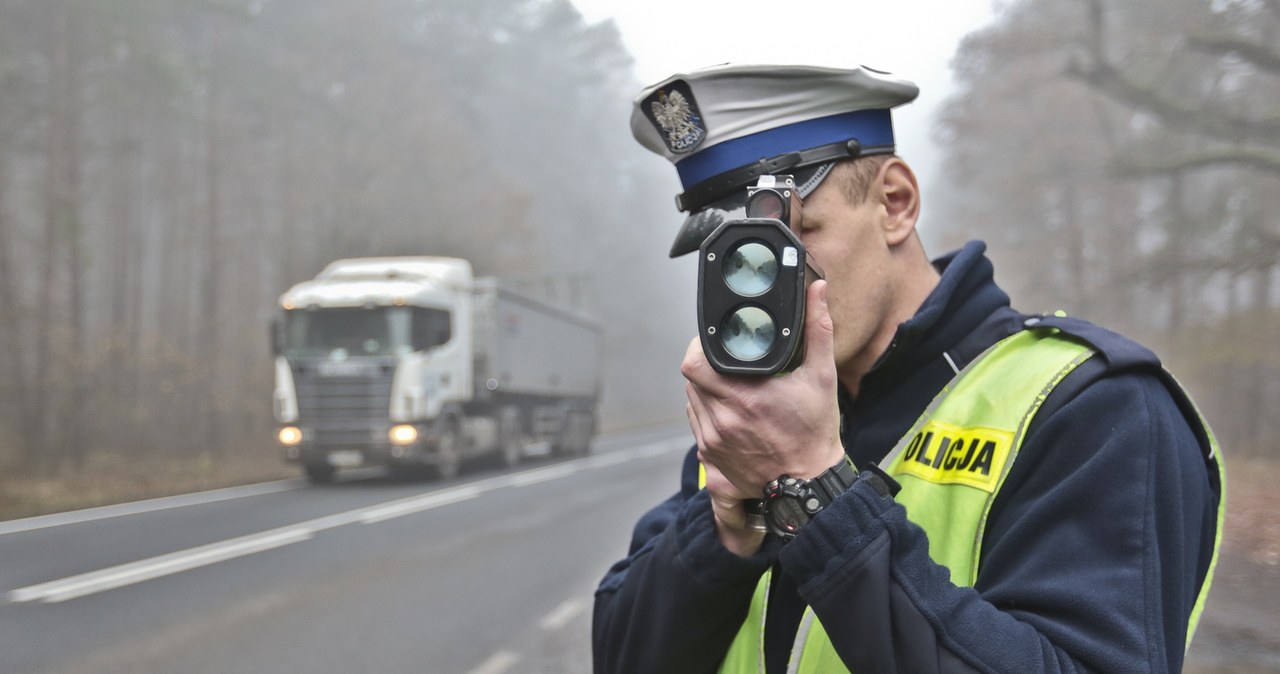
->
283, 307, 406, 358
282, 306, 452, 358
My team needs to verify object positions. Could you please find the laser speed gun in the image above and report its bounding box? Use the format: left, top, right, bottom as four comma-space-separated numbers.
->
697, 175, 823, 376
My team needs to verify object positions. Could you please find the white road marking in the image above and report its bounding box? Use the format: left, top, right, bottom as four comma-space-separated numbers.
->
358, 485, 483, 524
0, 427, 691, 539
5, 437, 687, 604
538, 597, 585, 631
0, 480, 304, 537
8, 528, 315, 604
505, 463, 583, 487
467, 650, 520, 674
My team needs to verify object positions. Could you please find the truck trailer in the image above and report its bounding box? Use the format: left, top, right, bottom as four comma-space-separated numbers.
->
271, 256, 601, 483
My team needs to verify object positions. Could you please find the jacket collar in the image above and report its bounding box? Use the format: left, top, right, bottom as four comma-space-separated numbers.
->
862, 240, 1013, 387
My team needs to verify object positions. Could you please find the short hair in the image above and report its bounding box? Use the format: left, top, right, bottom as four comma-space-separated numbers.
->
836, 154, 895, 205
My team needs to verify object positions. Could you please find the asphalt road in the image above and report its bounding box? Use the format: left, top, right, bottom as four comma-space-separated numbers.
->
0, 425, 691, 674
6, 424, 1273, 673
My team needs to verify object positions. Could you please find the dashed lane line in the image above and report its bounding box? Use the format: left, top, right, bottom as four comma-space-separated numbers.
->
467, 650, 520, 674
538, 597, 586, 632
468, 595, 588, 674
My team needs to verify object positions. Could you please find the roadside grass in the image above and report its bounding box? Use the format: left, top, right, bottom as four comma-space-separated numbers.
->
1218, 456, 1280, 568
0, 450, 298, 522
1182, 455, 1280, 673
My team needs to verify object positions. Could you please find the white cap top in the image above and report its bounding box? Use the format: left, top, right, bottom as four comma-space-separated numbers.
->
632, 63, 918, 168
629, 63, 919, 257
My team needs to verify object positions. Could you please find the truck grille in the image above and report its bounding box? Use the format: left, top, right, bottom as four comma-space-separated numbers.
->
292, 362, 394, 447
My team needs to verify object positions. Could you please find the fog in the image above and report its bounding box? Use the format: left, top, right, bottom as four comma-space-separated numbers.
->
0, 0, 695, 477
0, 0, 1275, 475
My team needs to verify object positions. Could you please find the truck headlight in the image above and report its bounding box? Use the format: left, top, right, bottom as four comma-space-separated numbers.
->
278, 426, 303, 446
389, 424, 418, 445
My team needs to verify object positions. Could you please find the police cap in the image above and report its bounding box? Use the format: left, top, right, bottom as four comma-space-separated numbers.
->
630, 63, 919, 257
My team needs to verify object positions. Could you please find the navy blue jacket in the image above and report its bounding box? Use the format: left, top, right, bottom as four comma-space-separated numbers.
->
593, 241, 1221, 674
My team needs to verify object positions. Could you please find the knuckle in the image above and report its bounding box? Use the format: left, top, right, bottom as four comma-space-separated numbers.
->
680, 357, 701, 381
708, 406, 739, 438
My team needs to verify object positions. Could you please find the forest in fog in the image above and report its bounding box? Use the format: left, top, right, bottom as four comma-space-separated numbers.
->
0, 0, 690, 475
936, 0, 1279, 457
0, 0, 1275, 478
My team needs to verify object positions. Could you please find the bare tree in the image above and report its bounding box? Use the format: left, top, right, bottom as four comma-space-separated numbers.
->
939, 0, 1280, 455
0, 0, 692, 476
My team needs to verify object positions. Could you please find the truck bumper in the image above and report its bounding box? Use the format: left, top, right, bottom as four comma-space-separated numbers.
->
283, 438, 447, 471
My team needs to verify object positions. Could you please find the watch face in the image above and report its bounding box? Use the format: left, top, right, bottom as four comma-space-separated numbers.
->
768, 496, 810, 535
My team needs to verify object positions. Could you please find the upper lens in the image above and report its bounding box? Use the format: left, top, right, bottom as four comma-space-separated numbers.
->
723, 242, 778, 297
747, 190, 786, 220
720, 306, 776, 362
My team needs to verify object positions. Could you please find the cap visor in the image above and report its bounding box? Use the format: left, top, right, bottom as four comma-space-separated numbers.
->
668, 162, 834, 258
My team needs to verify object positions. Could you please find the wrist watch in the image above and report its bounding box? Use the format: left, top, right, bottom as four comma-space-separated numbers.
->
762, 458, 900, 540
761, 456, 857, 540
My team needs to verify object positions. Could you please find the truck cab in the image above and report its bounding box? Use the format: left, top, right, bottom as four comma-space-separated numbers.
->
272, 258, 475, 482
272, 257, 600, 483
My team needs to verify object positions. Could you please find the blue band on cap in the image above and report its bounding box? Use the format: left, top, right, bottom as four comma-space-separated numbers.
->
673, 109, 894, 189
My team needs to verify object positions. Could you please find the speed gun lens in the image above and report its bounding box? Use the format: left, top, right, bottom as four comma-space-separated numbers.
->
721, 306, 777, 362
723, 242, 778, 297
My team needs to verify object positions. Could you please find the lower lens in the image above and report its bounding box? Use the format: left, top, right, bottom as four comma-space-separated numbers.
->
723, 242, 778, 297
720, 306, 776, 361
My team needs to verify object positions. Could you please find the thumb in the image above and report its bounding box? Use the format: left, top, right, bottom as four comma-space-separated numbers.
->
803, 279, 835, 365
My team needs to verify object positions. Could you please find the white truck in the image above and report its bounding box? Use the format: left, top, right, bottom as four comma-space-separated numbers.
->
271, 257, 601, 483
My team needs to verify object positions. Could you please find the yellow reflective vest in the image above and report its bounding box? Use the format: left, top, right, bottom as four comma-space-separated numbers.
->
715, 328, 1225, 674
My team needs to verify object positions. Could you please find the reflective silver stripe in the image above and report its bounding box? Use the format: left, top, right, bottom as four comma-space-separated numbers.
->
942, 351, 961, 375
757, 573, 771, 674
787, 608, 819, 674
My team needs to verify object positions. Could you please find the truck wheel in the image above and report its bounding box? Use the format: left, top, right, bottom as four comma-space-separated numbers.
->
435, 421, 461, 480
304, 463, 335, 484
573, 412, 596, 456
556, 411, 593, 457
499, 407, 523, 468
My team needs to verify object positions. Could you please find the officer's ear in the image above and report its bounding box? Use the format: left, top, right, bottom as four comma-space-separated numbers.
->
878, 158, 921, 247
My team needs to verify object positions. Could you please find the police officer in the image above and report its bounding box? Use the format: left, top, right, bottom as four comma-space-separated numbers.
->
593, 64, 1225, 673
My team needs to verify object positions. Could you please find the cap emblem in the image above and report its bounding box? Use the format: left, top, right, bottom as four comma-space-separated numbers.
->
643, 80, 706, 154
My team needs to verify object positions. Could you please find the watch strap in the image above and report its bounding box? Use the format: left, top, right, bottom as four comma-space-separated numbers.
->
859, 462, 902, 499
810, 455, 857, 503
762, 456, 895, 541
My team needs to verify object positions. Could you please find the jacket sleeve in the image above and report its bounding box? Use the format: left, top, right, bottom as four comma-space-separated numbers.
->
593, 446, 780, 674
778, 371, 1220, 673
